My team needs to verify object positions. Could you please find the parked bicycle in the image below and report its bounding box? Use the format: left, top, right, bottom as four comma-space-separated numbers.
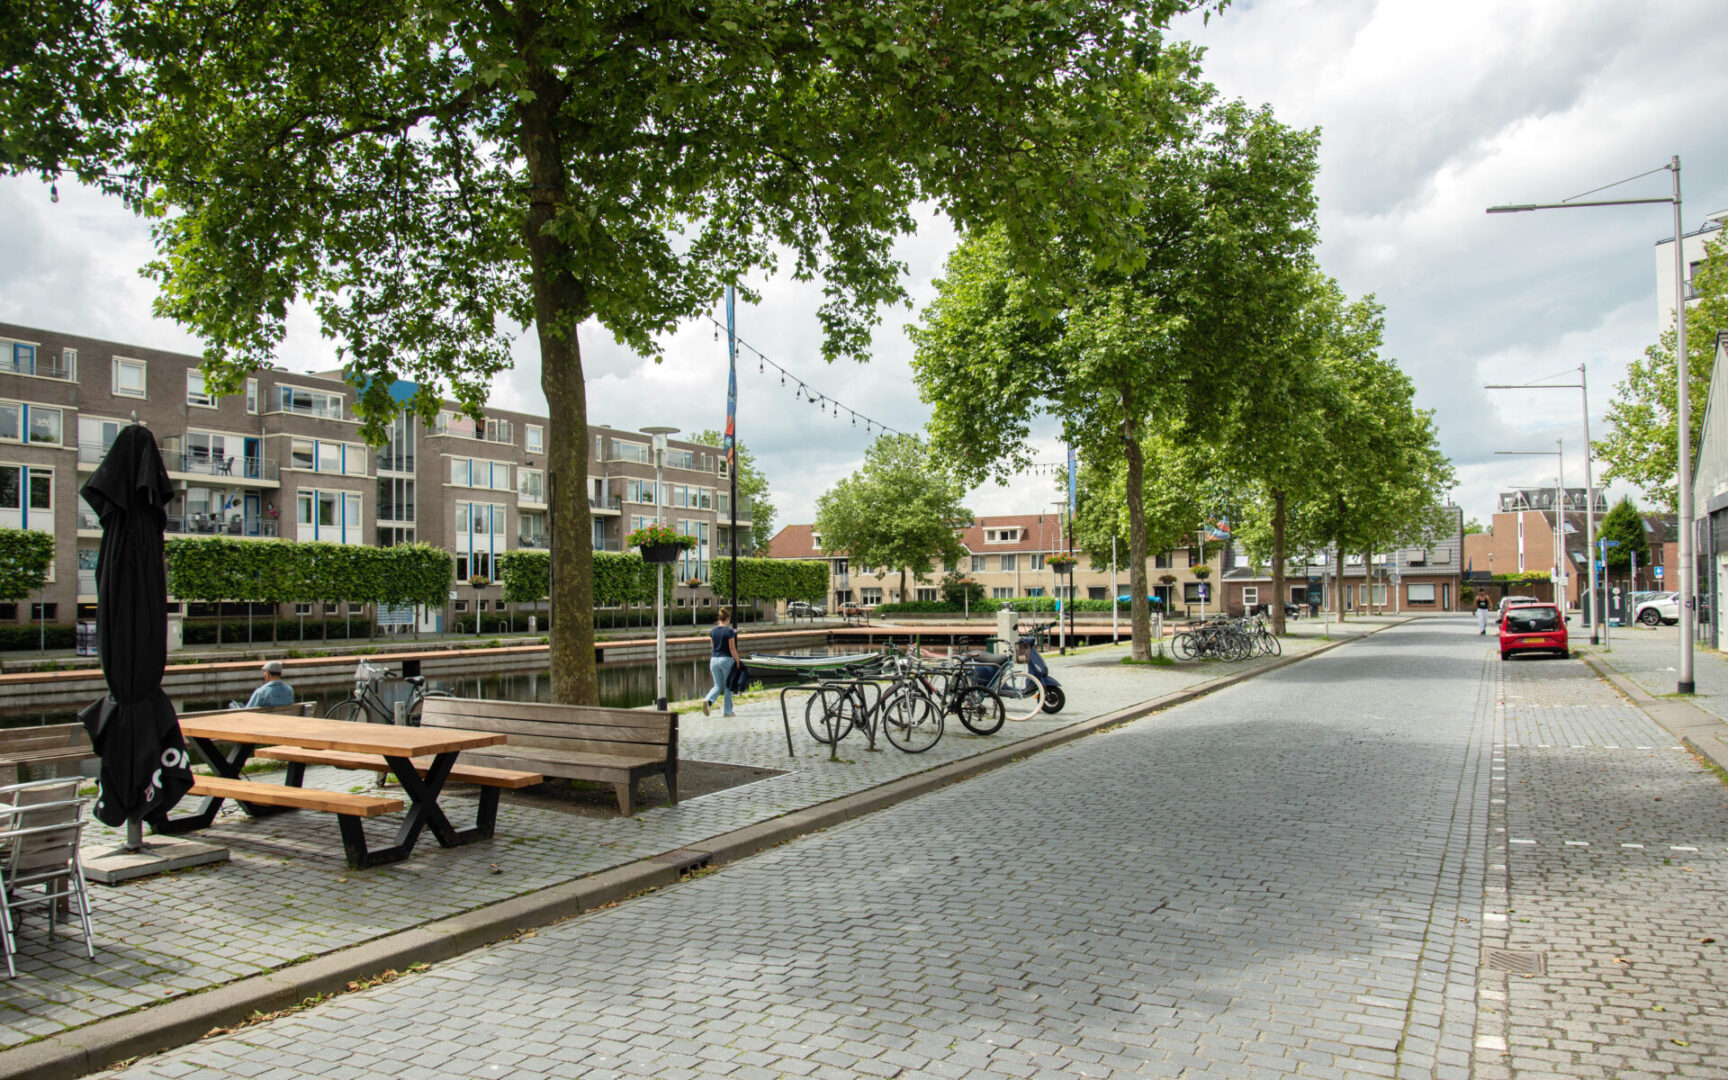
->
803, 674, 946, 753
876, 649, 1006, 736
325, 660, 452, 725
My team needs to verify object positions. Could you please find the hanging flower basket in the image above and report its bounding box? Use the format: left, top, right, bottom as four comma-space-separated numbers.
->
468, 576, 491, 589
628, 523, 697, 563
1046, 555, 1077, 571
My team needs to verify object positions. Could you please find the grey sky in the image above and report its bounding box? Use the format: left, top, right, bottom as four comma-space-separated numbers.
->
3, 0, 1724, 534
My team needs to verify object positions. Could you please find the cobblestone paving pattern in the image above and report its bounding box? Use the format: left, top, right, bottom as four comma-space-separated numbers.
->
113, 618, 1489, 1079
0, 620, 1394, 1049
1476, 650, 1728, 1078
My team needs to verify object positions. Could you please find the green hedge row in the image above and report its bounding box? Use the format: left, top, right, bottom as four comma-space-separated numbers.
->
875, 597, 1128, 615
182, 618, 377, 645
0, 529, 55, 602
0, 626, 75, 651
498, 551, 826, 606
166, 539, 453, 607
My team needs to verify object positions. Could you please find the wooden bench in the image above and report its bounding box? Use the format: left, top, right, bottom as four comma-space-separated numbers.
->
0, 724, 92, 788
187, 775, 404, 867
419, 698, 678, 816
250, 747, 542, 790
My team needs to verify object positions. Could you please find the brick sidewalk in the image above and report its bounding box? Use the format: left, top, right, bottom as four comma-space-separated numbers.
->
0, 617, 1394, 1052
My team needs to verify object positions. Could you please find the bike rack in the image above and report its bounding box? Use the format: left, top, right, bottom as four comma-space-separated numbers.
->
779, 677, 889, 761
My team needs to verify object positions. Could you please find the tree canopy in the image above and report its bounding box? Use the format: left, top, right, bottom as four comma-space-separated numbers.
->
910, 87, 1322, 657
1597, 497, 1651, 573
8, 0, 1224, 703
814, 434, 972, 602
1596, 234, 1727, 511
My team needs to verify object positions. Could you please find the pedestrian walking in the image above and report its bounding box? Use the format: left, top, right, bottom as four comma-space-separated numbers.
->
703, 607, 741, 717
1475, 591, 1492, 635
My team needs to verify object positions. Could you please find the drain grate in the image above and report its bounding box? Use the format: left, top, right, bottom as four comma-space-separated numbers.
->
1486, 949, 1547, 975
652, 848, 712, 874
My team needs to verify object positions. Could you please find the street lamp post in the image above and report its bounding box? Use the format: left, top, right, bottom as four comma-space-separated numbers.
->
1486, 365, 1600, 642
1496, 443, 1566, 605
1489, 156, 1693, 693
641, 425, 680, 711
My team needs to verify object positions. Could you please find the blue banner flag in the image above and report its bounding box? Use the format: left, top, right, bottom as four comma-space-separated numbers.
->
1066, 445, 1077, 515
724, 286, 737, 469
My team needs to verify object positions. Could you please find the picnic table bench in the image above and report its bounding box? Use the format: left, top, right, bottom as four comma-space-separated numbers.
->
159, 712, 535, 867
419, 698, 678, 817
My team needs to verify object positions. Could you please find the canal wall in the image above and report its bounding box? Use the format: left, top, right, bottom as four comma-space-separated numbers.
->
0, 628, 829, 708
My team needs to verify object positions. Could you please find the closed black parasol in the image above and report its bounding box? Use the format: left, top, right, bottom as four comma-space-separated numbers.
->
78, 424, 194, 829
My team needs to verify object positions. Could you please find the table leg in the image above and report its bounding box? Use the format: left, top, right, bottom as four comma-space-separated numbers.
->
155, 737, 289, 835
335, 752, 498, 868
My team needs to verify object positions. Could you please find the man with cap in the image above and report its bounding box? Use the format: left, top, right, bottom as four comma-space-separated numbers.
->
240, 661, 295, 709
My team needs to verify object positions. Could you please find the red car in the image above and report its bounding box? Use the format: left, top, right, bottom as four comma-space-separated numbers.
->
1499, 603, 1569, 660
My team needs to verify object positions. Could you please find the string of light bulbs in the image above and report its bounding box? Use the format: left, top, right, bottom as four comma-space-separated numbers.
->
703, 313, 906, 439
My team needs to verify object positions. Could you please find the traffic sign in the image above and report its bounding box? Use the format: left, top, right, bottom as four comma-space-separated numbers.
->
1655, 565, 1665, 580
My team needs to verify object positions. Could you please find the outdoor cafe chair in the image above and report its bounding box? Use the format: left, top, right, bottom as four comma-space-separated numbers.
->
0, 781, 96, 977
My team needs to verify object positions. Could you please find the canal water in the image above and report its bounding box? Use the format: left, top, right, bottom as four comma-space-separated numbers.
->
0, 646, 853, 727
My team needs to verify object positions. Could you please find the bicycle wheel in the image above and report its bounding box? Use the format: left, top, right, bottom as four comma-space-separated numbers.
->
952, 685, 1005, 736
804, 686, 858, 746
1172, 632, 1196, 661
1260, 631, 1282, 658
998, 673, 1045, 722
882, 691, 943, 753
325, 698, 367, 723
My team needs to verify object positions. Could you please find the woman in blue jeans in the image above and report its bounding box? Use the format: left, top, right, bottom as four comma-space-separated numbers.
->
704, 607, 740, 716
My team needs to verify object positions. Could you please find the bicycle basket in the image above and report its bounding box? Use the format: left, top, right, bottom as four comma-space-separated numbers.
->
354, 660, 388, 690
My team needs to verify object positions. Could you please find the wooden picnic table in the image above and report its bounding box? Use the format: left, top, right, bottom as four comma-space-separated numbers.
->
157, 711, 512, 867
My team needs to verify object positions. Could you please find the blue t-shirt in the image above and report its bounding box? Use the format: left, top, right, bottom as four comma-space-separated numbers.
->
710, 625, 738, 657
245, 679, 295, 708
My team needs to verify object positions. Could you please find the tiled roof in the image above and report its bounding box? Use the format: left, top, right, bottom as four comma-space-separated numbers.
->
765, 513, 1078, 561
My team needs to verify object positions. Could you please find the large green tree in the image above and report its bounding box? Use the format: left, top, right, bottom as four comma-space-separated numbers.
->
814, 434, 972, 603
7, 0, 1219, 703
910, 89, 1321, 659
1597, 496, 1651, 587
691, 430, 775, 560
1595, 234, 1728, 511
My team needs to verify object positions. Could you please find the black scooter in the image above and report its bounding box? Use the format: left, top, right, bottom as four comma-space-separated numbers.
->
1020, 624, 1066, 713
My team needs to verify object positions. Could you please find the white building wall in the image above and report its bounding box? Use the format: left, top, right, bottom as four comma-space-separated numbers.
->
1655, 217, 1725, 332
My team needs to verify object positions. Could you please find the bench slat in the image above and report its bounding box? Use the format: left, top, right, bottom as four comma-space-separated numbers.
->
0, 724, 91, 752
464, 747, 665, 771
422, 716, 673, 747
251, 747, 542, 789
0, 747, 96, 766
188, 776, 403, 817
422, 699, 671, 737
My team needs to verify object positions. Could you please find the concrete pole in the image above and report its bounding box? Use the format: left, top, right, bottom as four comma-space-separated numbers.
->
1671, 157, 1695, 694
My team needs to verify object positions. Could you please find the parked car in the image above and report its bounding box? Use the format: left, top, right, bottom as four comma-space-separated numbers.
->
1500, 603, 1569, 661
786, 601, 826, 619
1497, 595, 1541, 623
838, 602, 871, 618
1633, 591, 1679, 626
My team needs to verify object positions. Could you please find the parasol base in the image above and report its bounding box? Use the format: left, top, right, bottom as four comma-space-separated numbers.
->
85, 836, 230, 885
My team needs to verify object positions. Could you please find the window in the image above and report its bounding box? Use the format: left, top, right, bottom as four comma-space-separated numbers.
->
1187, 547, 1200, 567
999, 554, 1017, 572
483, 418, 512, 444
666, 448, 694, 470
991, 587, 1014, 599
246, 378, 259, 413
1024, 587, 1044, 598
30, 604, 56, 621
378, 477, 415, 522
1242, 587, 1259, 608
28, 472, 50, 511
452, 600, 468, 613
1184, 582, 1207, 603
608, 439, 650, 464
0, 604, 14, 621
518, 469, 545, 503
294, 603, 313, 616
1407, 583, 1437, 604
187, 371, 215, 407
861, 587, 882, 604
1, 340, 35, 375
526, 425, 543, 453
317, 441, 341, 475
1031, 553, 1046, 570
1088, 586, 1108, 600
450, 458, 470, 486
985, 528, 1021, 543
0, 404, 19, 443
323, 602, 339, 616
25, 406, 60, 445
1154, 550, 1173, 569
113, 357, 147, 398
277, 385, 344, 418
1406, 549, 1426, 567
943, 559, 956, 574
916, 587, 938, 602
625, 478, 657, 504
1433, 548, 1451, 564
971, 555, 986, 572
292, 439, 315, 470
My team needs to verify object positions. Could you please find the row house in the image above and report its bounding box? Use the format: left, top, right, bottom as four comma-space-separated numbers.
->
765, 515, 1243, 614
1460, 492, 1675, 609
1218, 505, 1466, 614
0, 323, 754, 627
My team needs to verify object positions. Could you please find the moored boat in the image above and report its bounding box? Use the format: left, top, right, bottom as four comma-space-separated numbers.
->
746, 651, 888, 679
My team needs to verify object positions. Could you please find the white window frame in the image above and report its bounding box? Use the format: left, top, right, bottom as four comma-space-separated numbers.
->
518, 468, 546, 504
1242, 587, 1259, 608
1407, 583, 1437, 604
113, 357, 147, 399
187, 370, 216, 407
245, 377, 259, 414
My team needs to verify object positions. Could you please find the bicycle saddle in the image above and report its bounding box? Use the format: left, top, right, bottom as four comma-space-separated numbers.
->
404, 675, 426, 688
973, 653, 1012, 666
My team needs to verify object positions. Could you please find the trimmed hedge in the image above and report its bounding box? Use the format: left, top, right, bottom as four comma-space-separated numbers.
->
0, 625, 75, 651
0, 529, 54, 602
166, 538, 454, 608
500, 551, 823, 606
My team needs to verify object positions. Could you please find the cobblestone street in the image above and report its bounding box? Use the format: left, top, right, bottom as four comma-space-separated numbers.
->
40, 617, 1728, 1078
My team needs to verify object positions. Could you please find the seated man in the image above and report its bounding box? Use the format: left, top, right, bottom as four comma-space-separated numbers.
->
239, 660, 294, 709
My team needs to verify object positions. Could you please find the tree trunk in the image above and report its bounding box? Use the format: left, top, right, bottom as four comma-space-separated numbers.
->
1364, 546, 1375, 614
1270, 488, 1287, 636
520, 46, 599, 706
1334, 539, 1346, 622
898, 567, 907, 606
1124, 415, 1151, 661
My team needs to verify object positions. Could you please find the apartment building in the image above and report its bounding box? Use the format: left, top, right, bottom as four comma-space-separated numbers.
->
765, 514, 1236, 613
0, 323, 753, 626
1219, 505, 1466, 615
1460, 490, 1674, 609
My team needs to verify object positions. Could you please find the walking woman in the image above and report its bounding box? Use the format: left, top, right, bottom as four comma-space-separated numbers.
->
704, 607, 741, 717
1476, 591, 1492, 635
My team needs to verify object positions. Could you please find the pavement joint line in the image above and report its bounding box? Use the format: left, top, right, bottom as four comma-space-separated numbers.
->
0, 618, 1406, 1080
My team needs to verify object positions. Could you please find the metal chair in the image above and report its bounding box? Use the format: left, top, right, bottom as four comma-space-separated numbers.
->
0, 780, 95, 977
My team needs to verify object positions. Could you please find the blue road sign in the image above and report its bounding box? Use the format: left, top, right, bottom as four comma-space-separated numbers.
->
1654, 565, 1664, 580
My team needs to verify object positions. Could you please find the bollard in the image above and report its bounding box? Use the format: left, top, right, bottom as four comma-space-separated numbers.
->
393, 700, 405, 726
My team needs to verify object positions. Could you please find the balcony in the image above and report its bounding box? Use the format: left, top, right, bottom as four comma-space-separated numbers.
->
166, 514, 280, 538
517, 535, 549, 550
77, 570, 96, 596
593, 536, 621, 552
589, 493, 621, 515
1, 352, 75, 381
76, 510, 100, 533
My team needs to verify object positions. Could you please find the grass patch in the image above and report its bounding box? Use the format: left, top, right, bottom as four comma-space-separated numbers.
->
1120, 655, 1176, 667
